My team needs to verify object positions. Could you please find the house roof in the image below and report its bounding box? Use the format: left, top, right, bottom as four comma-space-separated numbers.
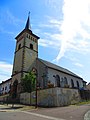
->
0, 78, 12, 85
38, 58, 83, 80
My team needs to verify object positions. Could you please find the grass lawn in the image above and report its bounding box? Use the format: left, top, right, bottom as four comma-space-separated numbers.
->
76, 100, 90, 105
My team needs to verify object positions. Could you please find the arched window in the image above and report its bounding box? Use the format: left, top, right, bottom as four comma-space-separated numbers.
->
30, 43, 33, 50
60, 77, 64, 87
77, 81, 79, 88
56, 75, 60, 87
64, 77, 68, 85
71, 79, 74, 88
18, 44, 21, 50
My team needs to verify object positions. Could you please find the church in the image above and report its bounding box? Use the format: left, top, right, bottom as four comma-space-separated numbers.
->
11, 14, 86, 95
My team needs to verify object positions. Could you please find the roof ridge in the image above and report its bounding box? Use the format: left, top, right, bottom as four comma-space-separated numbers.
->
38, 58, 82, 79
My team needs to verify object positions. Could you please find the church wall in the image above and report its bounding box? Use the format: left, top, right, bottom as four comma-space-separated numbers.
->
20, 87, 80, 107
37, 59, 48, 89
25, 36, 38, 52
24, 48, 37, 71
22, 35, 38, 72
12, 36, 25, 75
12, 73, 22, 84
16, 37, 25, 51
13, 49, 23, 74
48, 68, 83, 88
12, 32, 38, 88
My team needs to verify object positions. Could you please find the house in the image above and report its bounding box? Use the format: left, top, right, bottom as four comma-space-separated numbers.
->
0, 78, 11, 96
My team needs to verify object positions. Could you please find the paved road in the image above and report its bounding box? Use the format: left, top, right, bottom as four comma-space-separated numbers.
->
27, 104, 90, 120
0, 104, 90, 120
0, 111, 55, 120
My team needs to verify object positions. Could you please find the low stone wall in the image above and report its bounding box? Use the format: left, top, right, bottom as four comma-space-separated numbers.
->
20, 87, 80, 107
20, 92, 36, 105
0, 94, 9, 102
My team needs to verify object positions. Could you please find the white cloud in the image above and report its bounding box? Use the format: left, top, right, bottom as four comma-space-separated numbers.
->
0, 61, 13, 83
53, 0, 90, 62
74, 62, 84, 68
39, 0, 90, 63
39, 38, 60, 49
38, 17, 62, 49
39, 18, 62, 30
45, 0, 62, 12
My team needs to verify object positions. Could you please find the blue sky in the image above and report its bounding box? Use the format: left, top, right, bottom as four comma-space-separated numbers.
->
0, 0, 90, 84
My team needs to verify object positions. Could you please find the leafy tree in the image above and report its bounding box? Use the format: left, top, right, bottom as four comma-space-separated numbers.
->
21, 71, 36, 93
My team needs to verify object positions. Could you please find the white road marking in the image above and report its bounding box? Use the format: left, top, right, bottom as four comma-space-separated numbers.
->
21, 111, 66, 120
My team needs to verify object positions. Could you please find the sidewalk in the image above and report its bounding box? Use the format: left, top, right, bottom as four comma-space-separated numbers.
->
0, 104, 35, 112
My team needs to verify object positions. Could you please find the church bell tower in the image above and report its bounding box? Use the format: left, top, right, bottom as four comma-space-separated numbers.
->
11, 13, 40, 93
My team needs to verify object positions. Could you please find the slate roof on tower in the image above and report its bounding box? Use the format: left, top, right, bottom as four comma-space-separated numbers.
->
25, 12, 31, 30
15, 12, 40, 39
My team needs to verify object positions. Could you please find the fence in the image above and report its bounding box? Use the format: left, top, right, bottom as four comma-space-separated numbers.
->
79, 90, 90, 100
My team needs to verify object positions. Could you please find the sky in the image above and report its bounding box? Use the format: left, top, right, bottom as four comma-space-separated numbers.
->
0, 0, 90, 84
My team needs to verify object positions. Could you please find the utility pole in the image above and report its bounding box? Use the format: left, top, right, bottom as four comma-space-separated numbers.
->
32, 67, 38, 108
35, 70, 38, 108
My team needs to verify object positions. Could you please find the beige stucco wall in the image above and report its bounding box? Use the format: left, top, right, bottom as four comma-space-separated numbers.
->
20, 88, 80, 107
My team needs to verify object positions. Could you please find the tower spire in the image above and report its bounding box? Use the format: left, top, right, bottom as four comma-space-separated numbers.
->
25, 12, 31, 30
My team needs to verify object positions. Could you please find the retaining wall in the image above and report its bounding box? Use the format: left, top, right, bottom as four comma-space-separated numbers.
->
20, 87, 80, 107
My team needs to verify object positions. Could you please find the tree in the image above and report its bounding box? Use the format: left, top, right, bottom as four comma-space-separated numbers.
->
21, 71, 36, 93
12, 80, 18, 99
9, 79, 18, 108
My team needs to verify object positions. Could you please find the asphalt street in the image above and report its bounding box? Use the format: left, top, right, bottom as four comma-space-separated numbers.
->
0, 104, 90, 120
27, 104, 90, 120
